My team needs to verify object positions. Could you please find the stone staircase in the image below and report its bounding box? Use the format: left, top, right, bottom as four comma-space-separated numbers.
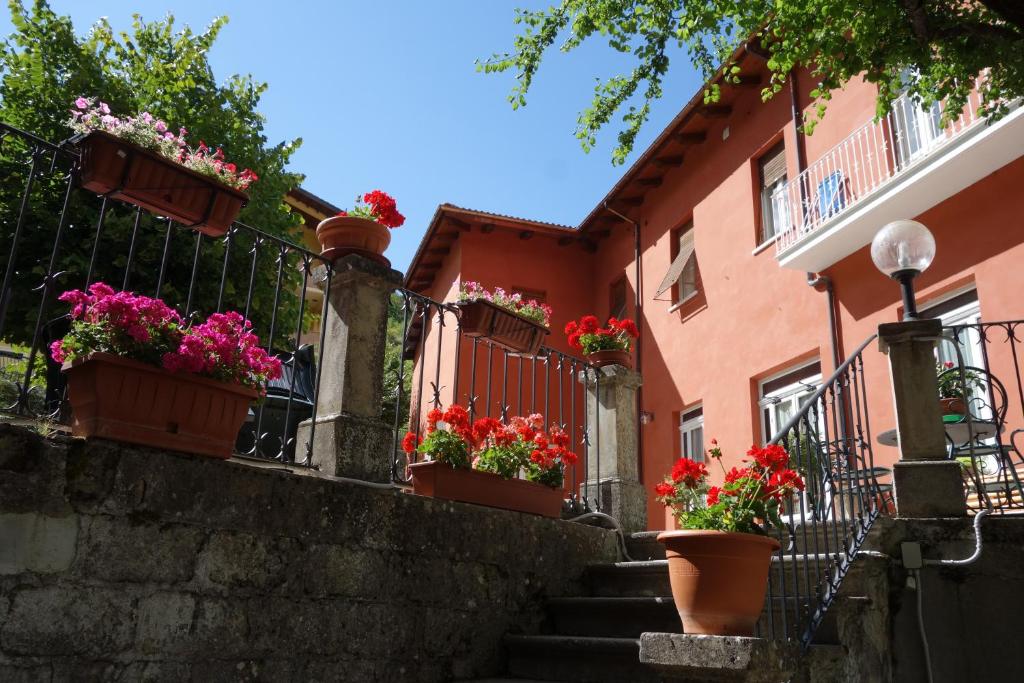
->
463, 528, 889, 683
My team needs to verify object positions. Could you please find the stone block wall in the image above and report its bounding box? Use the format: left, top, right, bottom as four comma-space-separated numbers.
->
0, 425, 618, 682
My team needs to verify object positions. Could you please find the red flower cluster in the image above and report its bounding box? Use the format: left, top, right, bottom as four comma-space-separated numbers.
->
363, 189, 405, 228
564, 314, 639, 354
750, 443, 789, 471
671, 457, 708, 487
528, 424, 578, 471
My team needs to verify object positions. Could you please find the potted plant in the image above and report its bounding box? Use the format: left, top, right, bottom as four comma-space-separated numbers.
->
936, 360, 983, 415
565, 315, 639, 368
655, 442, 804, 636
404, 406, 574, 517
454, 282, 552, 356
315, 190, 405, 265
69, 97, 257, 236
51, 282, 282, 458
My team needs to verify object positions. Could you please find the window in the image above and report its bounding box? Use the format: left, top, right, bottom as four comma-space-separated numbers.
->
758, 142, 790, 244
655, 221, 698, 306
609, 277, 628, 321
893, 69, 944, 165
922, 289, 987, 411
679, 406, 704, 462
759, 361, 822, 442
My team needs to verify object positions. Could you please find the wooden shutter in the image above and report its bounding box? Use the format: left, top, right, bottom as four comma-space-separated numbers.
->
759, 143, 787, 188
655, 224, 696, 298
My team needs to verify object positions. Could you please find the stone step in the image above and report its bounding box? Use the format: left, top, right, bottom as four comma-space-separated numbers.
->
504, 635, 661, 683
545, 596, 680, 638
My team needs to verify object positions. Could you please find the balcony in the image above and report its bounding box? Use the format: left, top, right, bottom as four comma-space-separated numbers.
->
775, 88, 1024, 271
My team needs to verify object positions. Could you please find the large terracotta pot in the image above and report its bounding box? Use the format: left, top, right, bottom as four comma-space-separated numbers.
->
63, 352, 257, 458
409, 460, 563, 517
75, 130, 247, 237
315, 215, 391, 265
586, 348, 632, 368
657, 530, 780, 636
940, 397, 966, 415
455, 299, 549, 356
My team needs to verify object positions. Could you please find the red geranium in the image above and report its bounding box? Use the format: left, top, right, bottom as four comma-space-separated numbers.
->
341, 189, 405, 229
565, 313, 639, 355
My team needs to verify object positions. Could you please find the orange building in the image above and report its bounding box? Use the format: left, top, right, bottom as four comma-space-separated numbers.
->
404, 54, 1024, 528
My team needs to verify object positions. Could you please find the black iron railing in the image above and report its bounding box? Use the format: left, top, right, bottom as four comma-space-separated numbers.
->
0, 122, 332, 465
765, 334, 884, 648
939, 320, 1024, 512
386, 287, 601, 512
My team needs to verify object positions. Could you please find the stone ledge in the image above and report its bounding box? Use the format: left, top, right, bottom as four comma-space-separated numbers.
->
638, 633, 798, 682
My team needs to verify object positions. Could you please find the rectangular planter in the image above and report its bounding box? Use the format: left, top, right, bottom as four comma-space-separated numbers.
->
454, 299, 549, 356
409, 460, 564, 517
63, 352, 257, 459
74, 130, 248, 236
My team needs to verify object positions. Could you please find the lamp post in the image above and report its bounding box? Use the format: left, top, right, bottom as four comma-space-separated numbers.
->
870, 220, 936, 320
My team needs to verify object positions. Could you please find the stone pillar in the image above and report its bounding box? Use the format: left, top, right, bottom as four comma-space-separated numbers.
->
579, 364, 647, 532
879, 320, 966, 517
296, 254, 403, 481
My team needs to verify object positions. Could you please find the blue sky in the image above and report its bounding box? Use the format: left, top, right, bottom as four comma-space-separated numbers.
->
1, 1, 702, 271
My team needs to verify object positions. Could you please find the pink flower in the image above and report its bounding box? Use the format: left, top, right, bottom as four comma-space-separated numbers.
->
75, 97, 89, 110
49, 340, 66, 364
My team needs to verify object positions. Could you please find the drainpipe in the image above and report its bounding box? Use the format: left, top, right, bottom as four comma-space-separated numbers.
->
603, 202, 644, 481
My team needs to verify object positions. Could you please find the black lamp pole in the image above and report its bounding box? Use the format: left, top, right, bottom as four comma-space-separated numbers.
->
892, 268, 920, 321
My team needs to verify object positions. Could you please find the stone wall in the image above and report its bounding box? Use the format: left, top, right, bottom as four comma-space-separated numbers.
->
874, 516, 1024, 683
0, 425, 618, 682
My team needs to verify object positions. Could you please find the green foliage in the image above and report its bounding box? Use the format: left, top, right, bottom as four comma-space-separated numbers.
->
525, 460, 564, 488
416, 429, 472, 469
476, 440, 531, 479
381, 294, 413, 430
0, 1, 306, 349
481, 0, 1024, 164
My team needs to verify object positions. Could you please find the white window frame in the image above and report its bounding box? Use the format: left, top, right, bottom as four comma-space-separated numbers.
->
758, 364, 822, 443
679, 406, 704, 462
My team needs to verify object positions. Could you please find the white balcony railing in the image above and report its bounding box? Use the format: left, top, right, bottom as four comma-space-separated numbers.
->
775, 87, 987, 255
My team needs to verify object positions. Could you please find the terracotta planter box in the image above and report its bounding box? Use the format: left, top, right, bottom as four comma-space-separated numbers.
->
63, 352, 257, 458
315, 215, 392, 266
454, 299, 549, 356
74, 130, 248, 237
409, 460, 563, 517
940, 397, 966, 415
657, 530, 780, 636
586, 348, 632, 368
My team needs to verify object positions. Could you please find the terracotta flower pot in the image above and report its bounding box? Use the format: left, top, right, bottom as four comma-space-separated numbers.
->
940, 397, 966, 415
656, 530, 780, 636
63, 352, 257, 459
315, 215, 391, 265
585, 348, 632, 368
455, 299, 549, 356
75, 130, 247, 237
409, 460, 563, 517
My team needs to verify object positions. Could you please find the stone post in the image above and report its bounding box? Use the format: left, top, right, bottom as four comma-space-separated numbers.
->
579, 364, 647, 532
879, 319, 966, 517
296, 254, 403, 481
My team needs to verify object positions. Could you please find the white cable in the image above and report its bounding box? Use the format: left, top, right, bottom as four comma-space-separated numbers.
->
913, 569, 935, 683
922, 509, 990, 566
913, 509, 990, 683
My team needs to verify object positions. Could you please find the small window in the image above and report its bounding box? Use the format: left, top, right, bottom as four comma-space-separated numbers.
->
655, 221, 698, 306
759, 361, 821, 442
609, 277, 628, 321
680, 406, 705, 462
758, 142, 790, 244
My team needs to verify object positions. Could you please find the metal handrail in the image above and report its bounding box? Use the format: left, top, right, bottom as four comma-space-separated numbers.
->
768, 333, 878, 445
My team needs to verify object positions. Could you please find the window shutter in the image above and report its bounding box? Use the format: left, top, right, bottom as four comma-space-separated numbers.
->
655, 227, 696, 298
759, 143, 787, 188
